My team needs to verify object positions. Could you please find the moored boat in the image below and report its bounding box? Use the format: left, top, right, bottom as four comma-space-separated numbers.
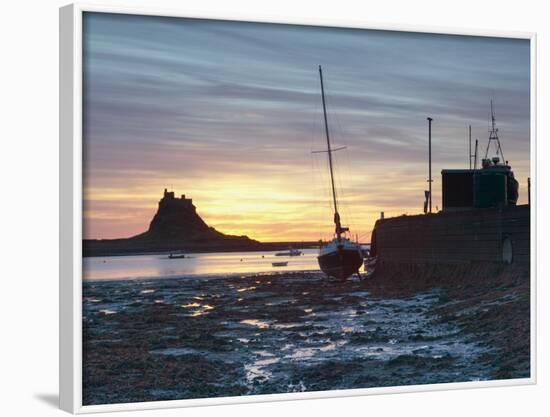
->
315, 66, 363, 280
318, 238, 363, 279
275, 247, 302, 256
168, 252, 186, 259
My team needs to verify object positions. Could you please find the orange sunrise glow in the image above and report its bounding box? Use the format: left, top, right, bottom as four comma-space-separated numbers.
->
82, 16, 530, 243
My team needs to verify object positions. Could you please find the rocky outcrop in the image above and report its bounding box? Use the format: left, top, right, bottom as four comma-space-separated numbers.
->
83, 189, 261, 256
135, 189, 226, 241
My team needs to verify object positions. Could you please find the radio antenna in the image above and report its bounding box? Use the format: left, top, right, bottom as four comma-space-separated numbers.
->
484, 100, 505, 162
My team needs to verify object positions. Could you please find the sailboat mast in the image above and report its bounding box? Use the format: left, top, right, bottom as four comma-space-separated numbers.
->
319, 65, 339, 220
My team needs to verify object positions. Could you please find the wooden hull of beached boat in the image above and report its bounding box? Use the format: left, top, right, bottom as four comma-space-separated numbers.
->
318, 246, 363, 279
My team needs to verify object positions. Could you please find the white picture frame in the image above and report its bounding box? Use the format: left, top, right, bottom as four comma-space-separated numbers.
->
59, 2, 537, 413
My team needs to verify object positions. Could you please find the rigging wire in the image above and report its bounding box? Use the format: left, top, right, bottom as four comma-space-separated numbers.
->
323, 78, 359, 239
335, 115, 357, 234
309, 86, 333, 241
309, 94, 322, 240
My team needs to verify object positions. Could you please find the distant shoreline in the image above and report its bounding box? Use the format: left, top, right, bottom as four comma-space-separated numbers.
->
82, 241, 334, 258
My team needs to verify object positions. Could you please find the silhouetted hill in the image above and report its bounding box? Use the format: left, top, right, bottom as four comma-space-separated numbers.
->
83, 189, 263, 256
135, 189, 226, 241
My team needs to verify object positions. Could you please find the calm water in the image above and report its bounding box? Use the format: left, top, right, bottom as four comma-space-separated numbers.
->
84, 249, 326, 281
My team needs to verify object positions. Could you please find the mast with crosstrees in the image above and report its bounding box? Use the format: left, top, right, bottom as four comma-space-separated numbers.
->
318, 65, 348, 241
315, 66, 363, 281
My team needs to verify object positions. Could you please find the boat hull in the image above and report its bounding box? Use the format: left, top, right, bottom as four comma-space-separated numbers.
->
318, 247, 363, 280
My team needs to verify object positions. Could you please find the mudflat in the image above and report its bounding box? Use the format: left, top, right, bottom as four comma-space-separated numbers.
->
83, 266, 529, 405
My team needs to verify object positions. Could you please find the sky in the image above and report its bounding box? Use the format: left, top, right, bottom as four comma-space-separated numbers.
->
82, 12, 531, 242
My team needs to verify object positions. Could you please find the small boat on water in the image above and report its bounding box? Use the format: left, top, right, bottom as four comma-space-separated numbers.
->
315, 66, 363, 280
275, 247, 302, 256
272, 261, 288, 267
168, 252, 186, 259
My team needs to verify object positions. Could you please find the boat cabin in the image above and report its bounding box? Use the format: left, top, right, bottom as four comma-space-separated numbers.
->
442, 157, 518, 211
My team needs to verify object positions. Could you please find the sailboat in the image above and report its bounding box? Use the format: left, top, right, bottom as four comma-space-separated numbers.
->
316, 66, 364, 280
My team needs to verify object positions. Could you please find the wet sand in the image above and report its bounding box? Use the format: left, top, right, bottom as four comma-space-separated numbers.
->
83, 266, 530, 405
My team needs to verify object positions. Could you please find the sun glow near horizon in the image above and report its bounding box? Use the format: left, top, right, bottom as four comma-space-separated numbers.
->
82, 159, 453, 243
82, 14, 530, 242
83, 169, 389, 242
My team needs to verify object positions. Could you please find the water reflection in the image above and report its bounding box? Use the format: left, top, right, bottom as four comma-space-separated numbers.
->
240, 319, 270, 329
181, 302, 201, 308
84, 249, 323, 281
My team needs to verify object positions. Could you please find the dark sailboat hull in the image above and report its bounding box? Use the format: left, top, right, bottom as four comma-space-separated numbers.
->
318, 248, 363, 280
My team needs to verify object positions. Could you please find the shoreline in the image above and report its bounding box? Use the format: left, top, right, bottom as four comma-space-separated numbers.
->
82, 241, 327, 258
83, 268, 323, 283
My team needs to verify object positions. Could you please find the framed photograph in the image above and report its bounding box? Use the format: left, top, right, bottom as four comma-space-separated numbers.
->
60, 2, 536, 413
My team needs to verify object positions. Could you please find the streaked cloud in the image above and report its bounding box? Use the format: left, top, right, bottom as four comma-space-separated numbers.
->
83, 12, 530, 241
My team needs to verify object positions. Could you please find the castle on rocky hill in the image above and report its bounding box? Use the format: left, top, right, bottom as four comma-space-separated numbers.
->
158, 189, 194, 209
83, 188, 262, 256
146, 189, 216, 239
